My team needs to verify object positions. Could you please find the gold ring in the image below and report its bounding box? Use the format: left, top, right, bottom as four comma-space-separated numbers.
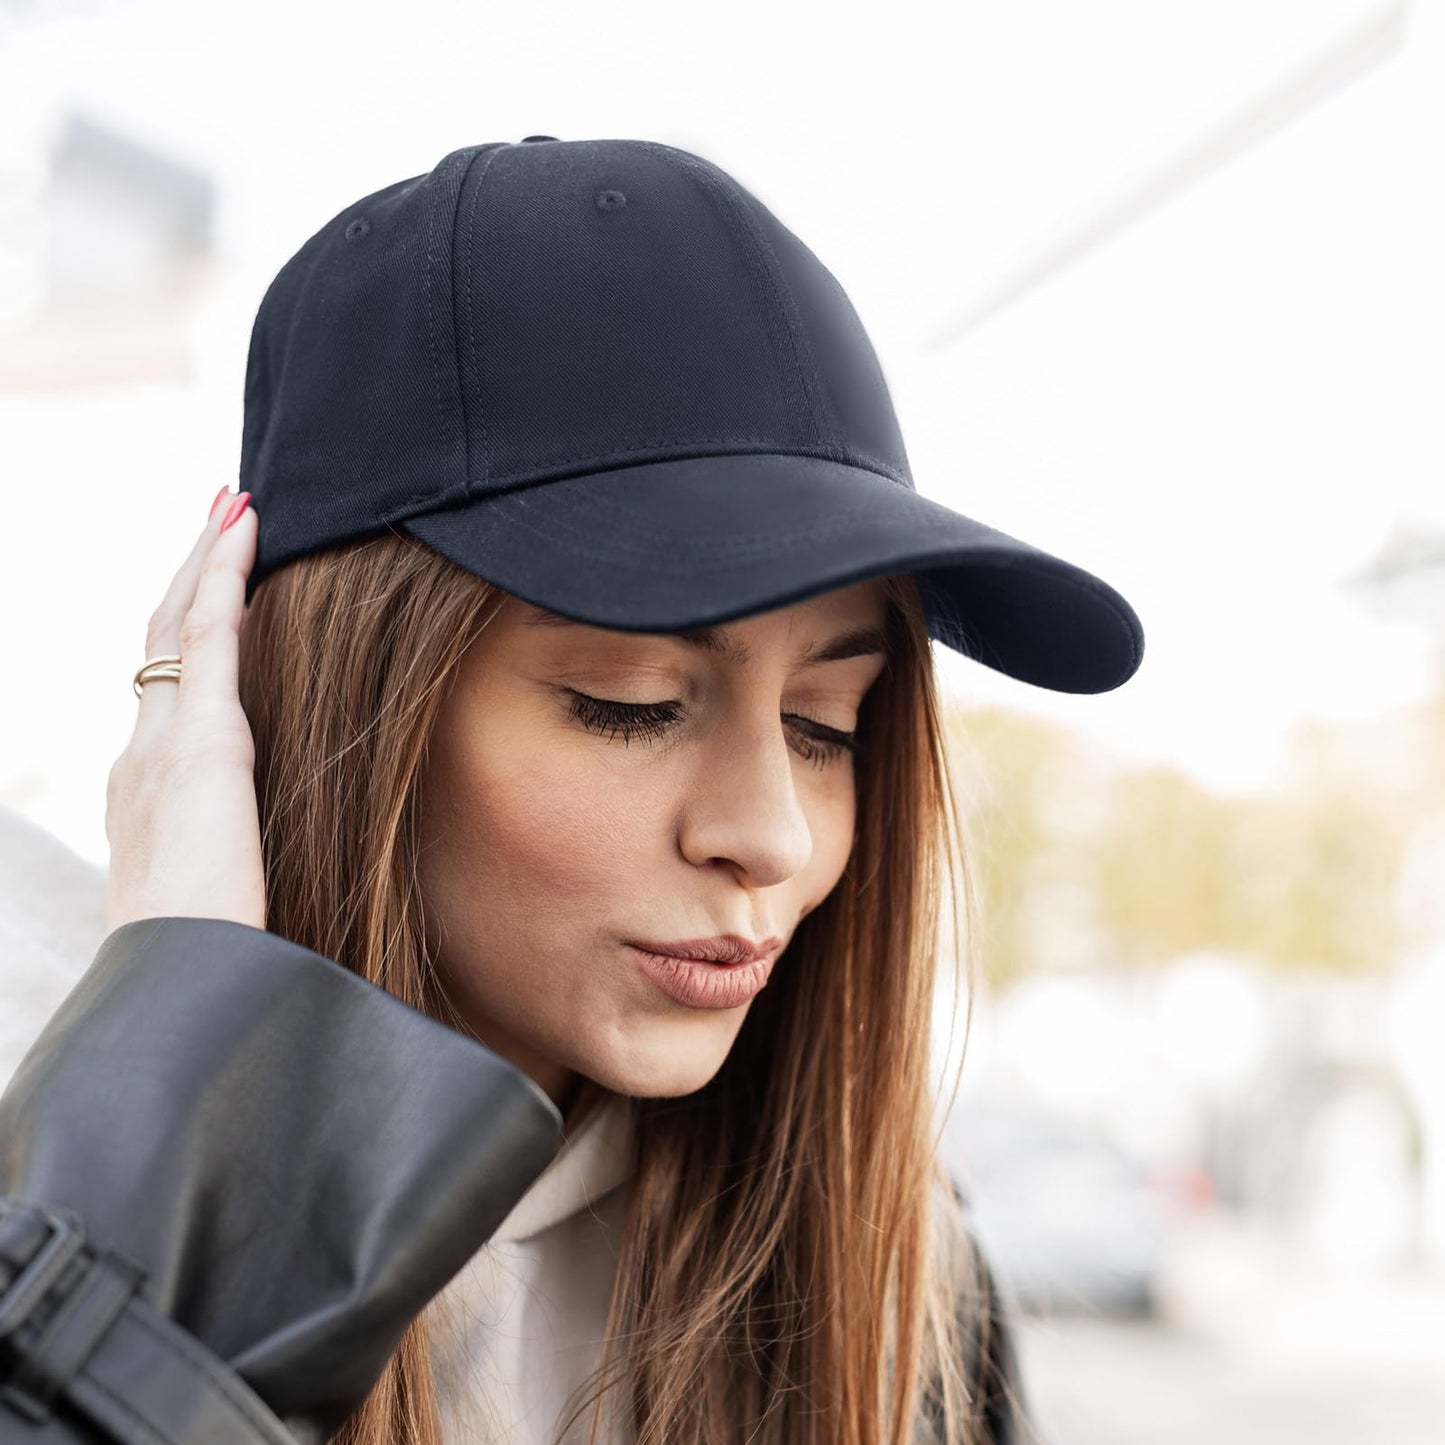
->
133, 655, 183, 698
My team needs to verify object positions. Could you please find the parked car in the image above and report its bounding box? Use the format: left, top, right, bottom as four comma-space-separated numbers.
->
945, 1099, 1190, 1316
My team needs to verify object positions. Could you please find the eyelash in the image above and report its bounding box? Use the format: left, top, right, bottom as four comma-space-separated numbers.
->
564, 690, 863, 769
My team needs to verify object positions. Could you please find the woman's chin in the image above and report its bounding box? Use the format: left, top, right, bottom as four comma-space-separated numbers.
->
587, 1037, 734, 1100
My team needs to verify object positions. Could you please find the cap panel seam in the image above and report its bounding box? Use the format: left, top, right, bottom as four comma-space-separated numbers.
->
633, 141, 825, 453
455, 143, 508, 493
419, 156, 474, 505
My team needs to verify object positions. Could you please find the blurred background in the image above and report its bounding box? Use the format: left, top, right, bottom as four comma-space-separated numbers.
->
2, 1, 1442, 1440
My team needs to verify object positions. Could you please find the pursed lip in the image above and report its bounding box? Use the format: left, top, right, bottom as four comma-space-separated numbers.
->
627, 933, 782, 965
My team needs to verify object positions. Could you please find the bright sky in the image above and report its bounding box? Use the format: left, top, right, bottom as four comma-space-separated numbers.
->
1, 0, 1441, 866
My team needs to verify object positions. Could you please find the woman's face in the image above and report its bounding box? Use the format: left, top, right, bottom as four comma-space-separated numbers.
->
414, 577, 891, 1109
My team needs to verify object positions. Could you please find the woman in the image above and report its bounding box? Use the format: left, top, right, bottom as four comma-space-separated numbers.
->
0, 135, 1143, 1444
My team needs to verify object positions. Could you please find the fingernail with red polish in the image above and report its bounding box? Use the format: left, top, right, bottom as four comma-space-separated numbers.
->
219, 492, 252, 534
209, 485, 232, 520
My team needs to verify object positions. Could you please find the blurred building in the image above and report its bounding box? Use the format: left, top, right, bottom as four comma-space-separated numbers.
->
0, 104, 217, 389
1343, 523, 1445, 1265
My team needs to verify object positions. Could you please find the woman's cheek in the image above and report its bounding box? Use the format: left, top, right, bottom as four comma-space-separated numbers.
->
486, 743, 648, 886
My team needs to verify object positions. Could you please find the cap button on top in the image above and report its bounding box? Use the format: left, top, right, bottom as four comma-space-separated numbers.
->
520, 134, 559, 143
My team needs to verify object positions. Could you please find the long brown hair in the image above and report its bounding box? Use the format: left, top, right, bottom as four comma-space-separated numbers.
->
238, 527, 1023, 1444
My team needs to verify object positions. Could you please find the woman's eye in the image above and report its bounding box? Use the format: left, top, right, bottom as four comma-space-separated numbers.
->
564, 691, 861, 768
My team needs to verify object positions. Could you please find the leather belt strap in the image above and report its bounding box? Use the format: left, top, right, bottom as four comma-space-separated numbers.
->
0, 1196, 297, 1445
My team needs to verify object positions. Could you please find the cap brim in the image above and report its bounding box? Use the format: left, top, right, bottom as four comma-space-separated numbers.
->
399, 452, 1144, 694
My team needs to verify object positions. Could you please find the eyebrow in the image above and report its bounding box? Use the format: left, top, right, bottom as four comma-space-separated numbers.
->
522, 607, 889, 668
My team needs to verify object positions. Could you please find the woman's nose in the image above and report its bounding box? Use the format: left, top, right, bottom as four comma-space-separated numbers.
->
676, 716, 817, 886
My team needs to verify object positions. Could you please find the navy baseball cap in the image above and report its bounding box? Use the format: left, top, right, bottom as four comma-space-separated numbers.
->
239, 134, 1144, 694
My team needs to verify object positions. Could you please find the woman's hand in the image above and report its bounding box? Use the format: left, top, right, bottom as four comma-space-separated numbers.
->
104, 488, 267, 934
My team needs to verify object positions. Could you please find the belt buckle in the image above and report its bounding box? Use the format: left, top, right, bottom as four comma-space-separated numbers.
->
0, 1197, 87, 1343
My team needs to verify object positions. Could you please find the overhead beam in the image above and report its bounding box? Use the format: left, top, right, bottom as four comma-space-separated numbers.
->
919, 0, 1407, 354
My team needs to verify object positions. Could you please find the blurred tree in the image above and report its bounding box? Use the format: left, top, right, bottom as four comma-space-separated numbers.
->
940, 683, 1437, 986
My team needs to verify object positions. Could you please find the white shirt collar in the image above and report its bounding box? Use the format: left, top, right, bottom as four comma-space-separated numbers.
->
491, 1091, 636, 1243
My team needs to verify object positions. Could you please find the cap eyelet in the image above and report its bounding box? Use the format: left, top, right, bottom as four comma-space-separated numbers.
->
596, 190, 627, 211
344, 217, 372, 242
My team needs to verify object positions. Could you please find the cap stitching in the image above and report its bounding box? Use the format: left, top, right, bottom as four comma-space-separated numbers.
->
458, 143, 507, 489
474, 439, 912, 487
464, 494, 1142, 669
480, 489, 1093, 585
700, 165, 845, 460
497, 491, 905, 558
421, 154, 468, 497
463, 493, 1143, 666
634, 141, 823, 452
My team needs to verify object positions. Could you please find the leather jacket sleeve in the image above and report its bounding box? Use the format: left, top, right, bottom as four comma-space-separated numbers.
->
0, 916, 564, 1444
960, 1226, 1037, 1445
912, 1174, 1041, 1445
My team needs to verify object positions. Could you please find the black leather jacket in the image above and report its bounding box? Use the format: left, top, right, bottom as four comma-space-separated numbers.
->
0, 918, 1035, 1444
0, 917, 563, 1443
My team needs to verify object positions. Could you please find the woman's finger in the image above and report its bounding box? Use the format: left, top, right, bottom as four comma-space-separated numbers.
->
174, 495, 256, 732
131, 486, 240, 746
104, 487, 265, 934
